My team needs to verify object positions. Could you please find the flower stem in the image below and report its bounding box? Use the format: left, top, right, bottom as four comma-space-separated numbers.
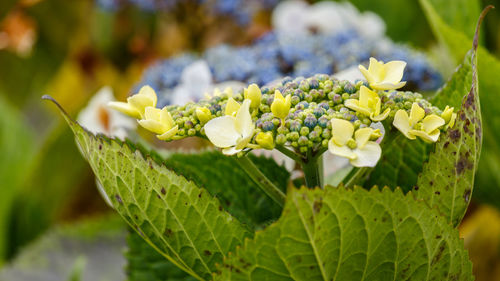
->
236, 156, 286, 207
276, 145, 303, 164
302, 149, 324, 188
344, 167, 369, 188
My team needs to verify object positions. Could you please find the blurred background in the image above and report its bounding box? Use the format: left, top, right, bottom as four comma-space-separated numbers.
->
0, 0, 499, 280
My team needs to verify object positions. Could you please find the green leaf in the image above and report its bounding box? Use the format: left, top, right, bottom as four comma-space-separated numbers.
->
415, 51, 481, 226
365, 131, 429, 193
127, 230, 197, 281
419, 0, 500, 207
414, 7, 483, 226
164, 151, 288, 229
216, 186, 473, 281
47, 97, 252, 281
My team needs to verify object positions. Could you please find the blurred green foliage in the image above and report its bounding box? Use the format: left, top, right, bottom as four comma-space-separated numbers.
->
0, 215, 126, 281
0, 95, 36, 264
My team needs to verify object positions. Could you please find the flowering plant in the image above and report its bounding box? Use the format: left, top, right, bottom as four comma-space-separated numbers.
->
44, 7, 487, 281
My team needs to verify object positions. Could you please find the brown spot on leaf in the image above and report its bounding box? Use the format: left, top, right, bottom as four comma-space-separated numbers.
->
435, 191, 440, 195
458, 112, 465, 121
204, 250, 212, 256
456, 157, 473, 174
449, 130, 461, 142
115, 195, 123, 204
313, 199, 323, 214
161, 187, 166, 195
431, 244, 446, 266
464, 189, 471, 203
164, 228, 173, 237
465, 90, 475, 109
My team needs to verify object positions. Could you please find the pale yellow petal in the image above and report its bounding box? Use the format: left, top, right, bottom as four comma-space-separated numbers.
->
354, 127, 373, 149
351, 141, 381, 167
421, 114, 445, 134
157, 125, 179, 141
108, 101, 141, 119
381, 60, 406, 85
143, 106, 161, 120
138, 119, 166, 134
441, 106, 454, 123
330, 118, 354, 146
393, 109, 415, 139
284, 94, 292, 108
409, 103, 425, 126
328, 139, 357, 160
371, 108, 390, 121
371, 81, 406, 91
225, 97, 241, 116
159, 107, 175, 129
410, 129, 440, 143
359, 86, 378, 109
137, 85, 157, 107
235, 99, 254, 138
345, 99, 371, 116
204, 116, 239, 148
235, 134, 252, 150
222, 146, 241, 155
358, 64, 374, 84
128, 94, 154, 115
368, 57, 385, 82
448, 113, 457, 128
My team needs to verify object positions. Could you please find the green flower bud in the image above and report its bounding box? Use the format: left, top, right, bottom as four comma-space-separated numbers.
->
256, 132, 275, 150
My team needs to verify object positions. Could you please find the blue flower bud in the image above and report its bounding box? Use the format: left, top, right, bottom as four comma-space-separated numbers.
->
313, 107, 326, 118
304, 115, 317, 128
318, 116, 329, 128
293, 89, 305, 99
262, 121, 275, 131
309, 79, 319, 89
290, 120, 302, 132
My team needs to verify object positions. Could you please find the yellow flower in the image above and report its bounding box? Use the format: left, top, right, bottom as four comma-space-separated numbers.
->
108, 85, 157, 119
255, 132, 275, 150
244, 84, 262, 109
358, 57, 407, 90
225, 97, 241, 116
195, 107, 212, 124
441, 105, 457, 129
138, 106, 178, 141
393, 103, 445, 143
204, 99, 255, 155
271, 90, 292, 120
345, 86, 390, 121
328, 118, 381, 167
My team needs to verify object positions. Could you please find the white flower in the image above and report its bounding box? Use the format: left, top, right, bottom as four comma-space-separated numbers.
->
272, 0, 385, 38
170, 60, 245, 105
77, 87, 136, 140
204, 99, 255, 155
328, 118, 381, 167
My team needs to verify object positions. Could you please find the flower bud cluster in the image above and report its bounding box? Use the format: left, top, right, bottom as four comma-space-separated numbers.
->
162, 73, 445, 153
